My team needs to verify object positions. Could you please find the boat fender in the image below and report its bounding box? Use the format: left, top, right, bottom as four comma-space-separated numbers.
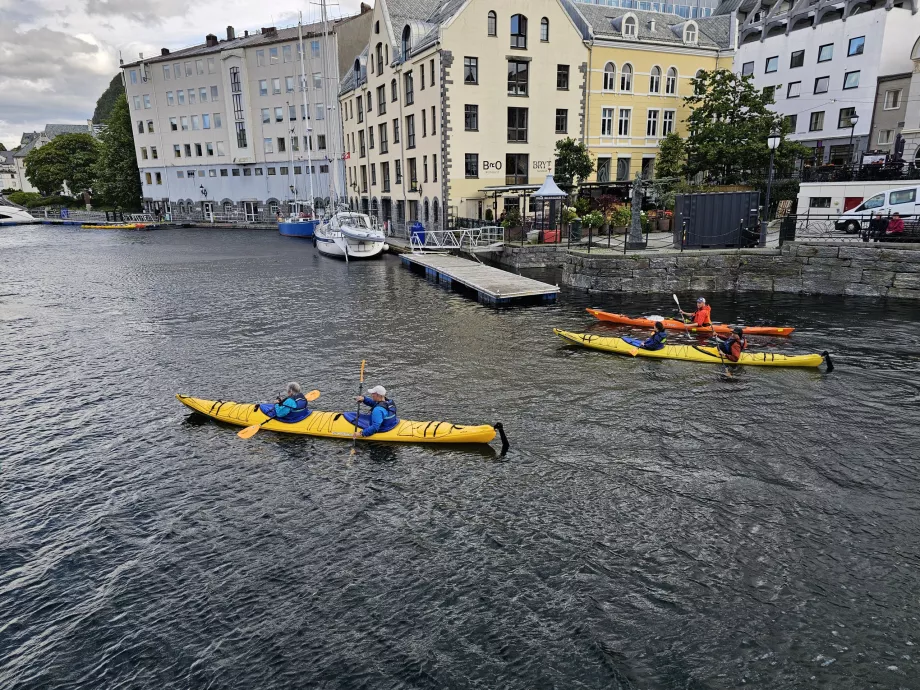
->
494, 422, 510, 455
822, 351, 834, 373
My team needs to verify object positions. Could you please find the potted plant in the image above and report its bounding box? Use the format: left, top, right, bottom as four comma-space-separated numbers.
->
582, 210, 605, 236
485, 208, 494, 222
501, 207, 522, 240
594, 194, 618, 235
657, 209, 672, 233
610, 204, 631, 234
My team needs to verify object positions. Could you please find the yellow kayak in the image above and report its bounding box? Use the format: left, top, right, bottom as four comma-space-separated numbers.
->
176, 394, 499, 444
81, 224, 147, 230
554, 329, 832, 369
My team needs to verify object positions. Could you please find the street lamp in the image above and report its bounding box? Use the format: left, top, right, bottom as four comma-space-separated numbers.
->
847, 113, 860, 165
760, 130, 782, 247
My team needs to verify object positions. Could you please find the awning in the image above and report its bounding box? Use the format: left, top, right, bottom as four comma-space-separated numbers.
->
478, 184, 540, 194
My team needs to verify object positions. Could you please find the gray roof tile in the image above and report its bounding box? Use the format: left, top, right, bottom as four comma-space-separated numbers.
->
574, 2, 728, 48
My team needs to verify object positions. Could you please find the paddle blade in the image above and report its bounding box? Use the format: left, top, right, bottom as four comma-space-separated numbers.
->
672, 293, 681, 307
305, 389, 321, 401
237, 424, 262, 439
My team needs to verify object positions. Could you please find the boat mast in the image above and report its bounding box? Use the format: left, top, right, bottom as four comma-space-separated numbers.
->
318, 0, 339, 207
298, 13, 316, 210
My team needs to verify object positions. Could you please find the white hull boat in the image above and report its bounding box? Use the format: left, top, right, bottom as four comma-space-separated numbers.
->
0, 204, 37, 225
314, 212, 387, 261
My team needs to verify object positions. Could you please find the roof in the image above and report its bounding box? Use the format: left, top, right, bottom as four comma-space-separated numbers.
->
713, 0, 750, 15
0, 150, 14, 166
13, 124, 93, 158
574, 2, 731, 49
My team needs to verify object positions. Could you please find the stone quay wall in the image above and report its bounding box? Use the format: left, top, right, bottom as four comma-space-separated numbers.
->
497, 244, 569, 269
560, 242, 920, 299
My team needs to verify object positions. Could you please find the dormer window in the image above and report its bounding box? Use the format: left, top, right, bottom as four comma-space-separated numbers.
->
623, 16, 637, 37
684, 22, 698, 44
511, 14, 527, 49
402, 25, 411, 59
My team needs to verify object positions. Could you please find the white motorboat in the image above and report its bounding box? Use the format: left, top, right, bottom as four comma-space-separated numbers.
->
314, 211, 387, 261
0, 203, 36, 225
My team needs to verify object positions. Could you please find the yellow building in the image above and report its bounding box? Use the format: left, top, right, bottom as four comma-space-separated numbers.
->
575, 5, 734, 183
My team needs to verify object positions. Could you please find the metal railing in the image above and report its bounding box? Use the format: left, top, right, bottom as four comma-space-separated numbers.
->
409, 226, 505, 254
800, 162, 920, 184
780, 212, 920, 244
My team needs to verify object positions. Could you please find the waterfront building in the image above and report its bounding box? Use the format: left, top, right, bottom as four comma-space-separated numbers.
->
897, 37, 920, 164
121, 9, 371, 219
1, 151, 20, 191
11, 124, 96, 194
720, 0, 920, 166
582, 0, 722, 19
575, 4, 733, 183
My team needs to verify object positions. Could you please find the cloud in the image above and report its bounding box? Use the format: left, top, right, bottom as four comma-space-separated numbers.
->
84, 0, 190, 23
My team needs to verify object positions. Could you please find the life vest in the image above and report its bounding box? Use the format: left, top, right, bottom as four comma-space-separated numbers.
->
275, 392, 311, 423
643, 330, 668, 350
373, 398, 399, 432
719, 336, 746, 362
692, 305, 711, 326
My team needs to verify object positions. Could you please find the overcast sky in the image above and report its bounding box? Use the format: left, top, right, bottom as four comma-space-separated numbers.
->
0, 0, 364, 149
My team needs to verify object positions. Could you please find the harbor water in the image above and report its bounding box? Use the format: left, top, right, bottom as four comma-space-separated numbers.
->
1, 225, 919, 689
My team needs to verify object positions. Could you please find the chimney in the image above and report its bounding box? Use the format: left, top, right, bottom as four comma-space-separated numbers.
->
244, 30, 249, 37
206, 33, 218, 47
360, 2, 372, 12
648, 20, 655, 31
139, 52, 144, 59
261, 26, 277, 37
227, 25, 236, 40
161, 48, 170, 56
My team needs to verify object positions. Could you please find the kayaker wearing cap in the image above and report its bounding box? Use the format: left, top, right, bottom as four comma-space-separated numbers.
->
353, 385, 399, 437
641, 321, 668, 351
680, 297, 712, 326
716, 327, 747, 363
259, 382, 312, 423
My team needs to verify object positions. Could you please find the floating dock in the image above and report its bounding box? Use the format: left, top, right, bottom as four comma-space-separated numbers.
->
400, 253, 559, 306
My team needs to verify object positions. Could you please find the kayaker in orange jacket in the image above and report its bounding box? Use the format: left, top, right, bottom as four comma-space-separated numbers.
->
681, 297, 712, 326
717, 327, 747, 362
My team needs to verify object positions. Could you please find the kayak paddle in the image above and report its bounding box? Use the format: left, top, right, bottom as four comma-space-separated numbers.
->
351, 360, 366, 455
237, 389, 321, 439
672, 293, 690, 325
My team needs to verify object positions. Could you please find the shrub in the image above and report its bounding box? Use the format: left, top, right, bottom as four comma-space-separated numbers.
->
6, 191, 43, 207
485, 208, 493, 221
581, 211, 605, 229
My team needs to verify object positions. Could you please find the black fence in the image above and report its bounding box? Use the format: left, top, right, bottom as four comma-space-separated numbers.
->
779, 212, 920, 244
800, 161, 920, 184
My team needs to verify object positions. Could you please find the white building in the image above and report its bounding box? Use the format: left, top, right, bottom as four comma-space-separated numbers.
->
899, 36, 920, 163
11, 124, 96, 193
121, 10, 371, 220
0, 151, 20, 192
720, 0, 920, 165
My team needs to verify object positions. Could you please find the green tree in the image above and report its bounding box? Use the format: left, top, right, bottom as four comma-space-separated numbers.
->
24, 133, 99, 196
95, 95, 143, 211
93, 74, 125, 124
683, 70, 807, 184
0, 143, 6, 152
656, 133, 686, 179
553, 137, 594, 190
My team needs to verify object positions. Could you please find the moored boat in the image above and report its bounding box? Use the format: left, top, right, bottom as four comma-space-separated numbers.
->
0, 205, 36, 226
176, 394, 499, 444
586, 308, 795, 337
314, 211, 386, 260
278, 218, 318, 238
554, 329, 831, 369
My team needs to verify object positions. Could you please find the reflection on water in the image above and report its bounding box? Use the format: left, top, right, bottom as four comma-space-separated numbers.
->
1, 225, 919, 689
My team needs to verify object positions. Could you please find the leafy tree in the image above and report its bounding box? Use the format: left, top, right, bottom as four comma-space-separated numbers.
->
656, 133, 687, 179
24, 133, 99, 196
93, 74, 125, 124
553, 137, 594, 190
94, 95, 142, 210
0, 143, 6, 151
683, 70, 807, 184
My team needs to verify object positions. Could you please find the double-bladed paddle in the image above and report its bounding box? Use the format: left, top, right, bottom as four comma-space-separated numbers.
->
237, 389, 321, 439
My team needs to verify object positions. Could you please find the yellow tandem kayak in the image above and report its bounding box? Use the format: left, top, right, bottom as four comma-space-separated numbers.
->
554, 329, 832, 369
176, 394, 499, 445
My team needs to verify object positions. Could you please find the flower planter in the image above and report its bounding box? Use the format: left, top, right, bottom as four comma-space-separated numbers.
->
657, 218, 670, 233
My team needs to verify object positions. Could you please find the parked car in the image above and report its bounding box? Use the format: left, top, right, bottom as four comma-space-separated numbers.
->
835, 185, 920, 233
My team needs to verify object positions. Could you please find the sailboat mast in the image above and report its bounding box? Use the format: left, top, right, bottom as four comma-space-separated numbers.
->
298, 13, 316, 209
318, 0, 339, 206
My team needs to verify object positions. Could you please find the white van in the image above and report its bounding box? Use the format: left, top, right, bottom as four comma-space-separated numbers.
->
835, 185, 920, 233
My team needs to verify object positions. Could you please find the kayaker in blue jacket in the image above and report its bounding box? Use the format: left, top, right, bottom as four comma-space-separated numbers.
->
263, 382, 312, 423
641, 321, 668, 350
353, 385, 399, 437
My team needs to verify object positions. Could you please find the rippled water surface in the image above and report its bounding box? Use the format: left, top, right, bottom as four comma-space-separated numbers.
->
2, 225, 919, 689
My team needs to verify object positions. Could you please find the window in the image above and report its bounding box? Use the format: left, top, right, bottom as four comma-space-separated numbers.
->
814, 76, 829, 94
785, 114, 797, 132
311, 40, 320, 58
765, 56, 778, 73
843, 71, 860, 90
191, 115, 200, 130
890, 189, 916, 205
185, 62, 192, 76
205, 142, 214, 156
137, 120, 144, 134
143, 94, 151, 109
196, 60, 204, 75
272, 78, 281, 94
202, 114, 211, 129
210, 85, 219, 101
169, 117, 178, 131
243, 168, 251, 176
505, 153, 528, 185
232, 168, 240, 176
488, 10, 497, 36
154, 172, 162, 185
129, 70, 137, 84
207, 58, 215, 74
787, 81, 801, 98
618, 108, 631, 136
465, 104, 479, 131
510, 14, 527, 49
646, 110, 659, 137
358, 130, 366, 157
601, 107, 614, 136
369, 126, 375, 149
838, 107, 856, 128
289, 104, 296, 120
405, 72, 414, 104
763, 86, 776, 103
197, 87, 207, 103
603, 62, 616, 91
285, 76, 294, 93
600, 158, 613, 183
684, 23, 697, 43
377, 85, 386, 115
878, 130, 893, 145
264, 138, 273, 153
216, 142, 225, 157
163, 65, 170, 80
809, 111, 825, 131
623, 16, 637, 36
391, 78, 398, 102
408, 158, 417, 187
214, 113, 222, 128
312, 72, 322, 90
194, 144, 202, 156
790, 50, 804, 68
508, 60, 528, 96
421, 111, 426, 138
885, 90, 902, 110
257, 50, 265, 66
378, 124, 388, 154
848, 36, 865, 56
433, 154, 438, 182
283, 45, 292, 63
422, 157, 428, 183
541, 17, 549, 42
259, 80, 268, 96
269, 47, 279, 64
180, 116, 189, 131
184, 144, 191, 156
507, 107, 528, 142
464, 57, 478, 84
431, 106, 436, 135
317, 135, 326, 150
649, 66, 661, 93
173, 64, 181, 79
140, 147, 148, 160
356, 96, 363, 123
555, 109, 567, 134
144, 172, 152, 185
275, 107, 283, 122
261, 108, 270, 123
662, 110, 675, 136
393, 118, 400, 143
166, 92, 174, 106
395, 160, 402, 183
406, 114, 416, 148
187, 89, 196, 105
620, 64, 632, 92
430, 59, 435, 86
557, 65, 569, 90
382, 162, 391, 191
741, 61, 754, 76
277, 137, 285, 153
420, 66, 425, 90
809, 197, 831, 208
666, 67, 677, 94
401, 25, 412, 59
818, 44, 833, 62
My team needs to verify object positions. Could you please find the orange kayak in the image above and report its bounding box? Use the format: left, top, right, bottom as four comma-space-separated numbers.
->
586, 308, 795, 337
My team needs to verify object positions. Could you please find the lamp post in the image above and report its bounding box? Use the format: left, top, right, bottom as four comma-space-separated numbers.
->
847, 113, 860, 166
760, 131, 782, 247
